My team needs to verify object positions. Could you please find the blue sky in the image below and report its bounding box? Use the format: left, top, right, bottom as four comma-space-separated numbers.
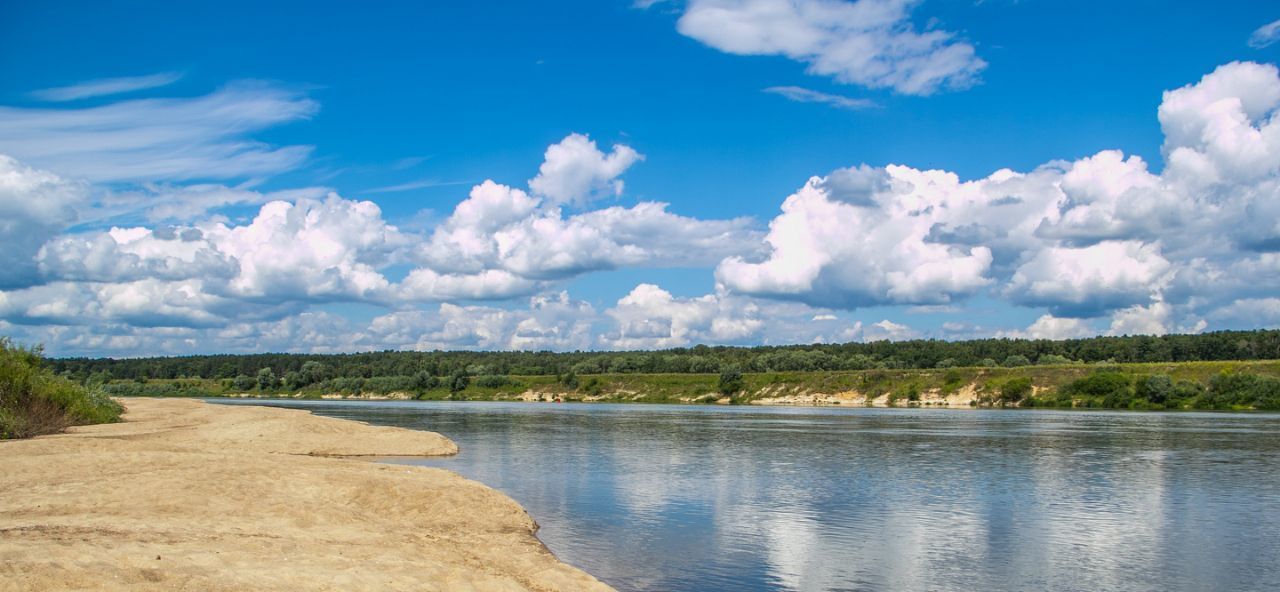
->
1, 0, 1279, 356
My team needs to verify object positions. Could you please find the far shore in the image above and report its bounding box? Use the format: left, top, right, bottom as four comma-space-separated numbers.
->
0, 398, 612, 592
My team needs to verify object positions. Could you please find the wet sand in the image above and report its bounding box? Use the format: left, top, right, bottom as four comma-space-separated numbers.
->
0, 398, 612, 591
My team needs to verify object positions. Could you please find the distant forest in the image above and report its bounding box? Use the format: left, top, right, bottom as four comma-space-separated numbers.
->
47, 330, 1280, 381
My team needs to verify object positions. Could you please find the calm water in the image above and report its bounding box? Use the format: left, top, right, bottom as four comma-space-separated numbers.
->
214, 400, 1280, 592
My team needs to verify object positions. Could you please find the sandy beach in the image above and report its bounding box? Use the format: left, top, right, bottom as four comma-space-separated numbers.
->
0, 398, 613, 591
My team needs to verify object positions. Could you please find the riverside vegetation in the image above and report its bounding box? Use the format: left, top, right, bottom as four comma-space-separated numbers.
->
42, 330, 1280, 411
0, 338, 121, 439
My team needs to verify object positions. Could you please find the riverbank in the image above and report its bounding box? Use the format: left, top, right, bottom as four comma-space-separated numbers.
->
0, 398, 612, 591
100, 359, 1280, 410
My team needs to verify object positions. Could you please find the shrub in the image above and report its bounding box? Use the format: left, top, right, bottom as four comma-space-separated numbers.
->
1201, 373, 1280, 410
473, 374, 511, 388
718, 367, 744, 395
0, 338, 122, 439
1060, 372, 1134, 408
412, 371, 438, 391
560, 371, 578, 390
232, 374, 255, 391
1036, 354, 1075, 365
1135, 374, 1173, 405
999, 377, 1033, 404
1002, 355, 1031, 367
449, 371, 470, 393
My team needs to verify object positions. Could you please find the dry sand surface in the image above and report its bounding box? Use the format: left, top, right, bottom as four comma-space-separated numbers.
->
0, 398, 613, 592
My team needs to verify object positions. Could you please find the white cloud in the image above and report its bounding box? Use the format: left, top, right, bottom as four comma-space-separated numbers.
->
1210, 297, 1280, 328
601, 284, 764, 349
763, 86, 877, 110
0, 81, 317, 182
205, 196, 405, 302
720, 60, 1280, 339
999, 315, 1096, 341
0, 156, 87, 288
408, 141, 757, 299
1005, 241, 1171, 317
676, 0, 985, 95
366, 292, 596, 352
716, 168, 995, 308
29, 72, 184, 102
1249, 19, 1280, 49
859, 319, 919, 342
528, 133, 643, 207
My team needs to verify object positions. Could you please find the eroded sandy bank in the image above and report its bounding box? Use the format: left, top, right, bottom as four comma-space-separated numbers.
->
0, 398, 612, 592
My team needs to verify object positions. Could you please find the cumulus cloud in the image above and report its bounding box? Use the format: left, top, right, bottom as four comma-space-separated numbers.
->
0, 156, 87, 288
0, 81, 317, 182
675, 0, 985, 95
0, 129, 760, 349
720, 60, 1280, 338
999, 315, 1096, 341
1004, 241, 1171, 317
528, 133, 643, 207
716, 167, 996, 308
601, 284, 764, 349
366, 292, 596, 352
408, 143, 758, 300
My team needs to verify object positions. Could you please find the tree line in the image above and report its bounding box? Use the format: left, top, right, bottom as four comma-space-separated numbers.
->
45, 329, 1280, 382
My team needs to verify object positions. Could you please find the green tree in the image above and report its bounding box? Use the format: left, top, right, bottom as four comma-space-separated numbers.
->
412, 371, 438, 391
562, 370, 579, 390
282, 371, 304, 390
449, 371, 470, 393
232, 374, 255, 391
299, 361, 330, 385
256, 367, 277, 391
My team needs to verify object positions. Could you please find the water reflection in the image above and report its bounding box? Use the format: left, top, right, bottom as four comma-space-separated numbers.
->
215, 400, 1280, 592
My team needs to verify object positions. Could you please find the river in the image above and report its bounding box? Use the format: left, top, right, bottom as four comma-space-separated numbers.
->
213, 400, 1280, 592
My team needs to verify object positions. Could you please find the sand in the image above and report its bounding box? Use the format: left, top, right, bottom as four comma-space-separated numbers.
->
0, 398, 613, 592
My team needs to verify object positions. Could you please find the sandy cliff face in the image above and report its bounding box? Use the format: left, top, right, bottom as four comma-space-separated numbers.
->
0, 398, 612, 592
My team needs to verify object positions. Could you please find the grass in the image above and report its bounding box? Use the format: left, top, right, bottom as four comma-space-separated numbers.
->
1, 338, 123, 439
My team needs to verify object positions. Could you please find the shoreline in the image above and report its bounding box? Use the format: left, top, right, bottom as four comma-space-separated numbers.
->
0, 398, 612, 591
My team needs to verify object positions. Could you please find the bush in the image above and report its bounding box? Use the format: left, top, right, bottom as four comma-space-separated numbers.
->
1002, 355, 1031, 367
473, 374, 511, 388
1036, 354, 1075, 365
1135, 374, 1173, 405
413, 371, 438, 391
718, 367, 745, 395
0, 338, 122, 439
1060, 372, 1134, 408
999, 377, 1033, 404
1201, 373, 1280, 410
560, 371, 578, 390
449, 371, 470, 393
232, 374, 255, 391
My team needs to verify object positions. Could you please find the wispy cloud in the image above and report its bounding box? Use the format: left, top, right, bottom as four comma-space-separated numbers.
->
763, 86, 878, 111
1249, 19, 1280, 49
0, 81, 318, 183
30, 72, 185, 102
677, 0, 985, 95
362, 179, 471, 194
